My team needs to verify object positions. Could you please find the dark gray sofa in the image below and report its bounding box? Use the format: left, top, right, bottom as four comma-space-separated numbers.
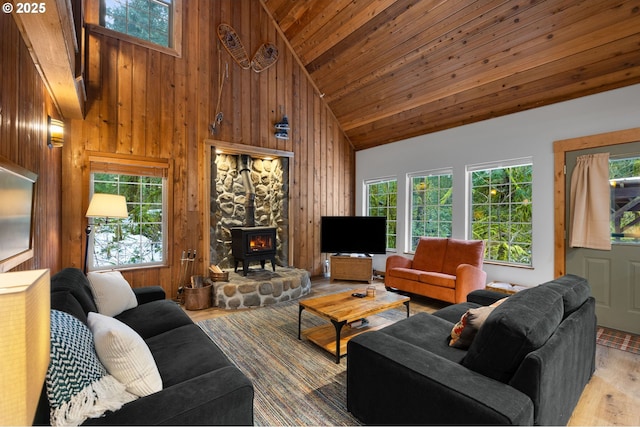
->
347, 274, 596, 425
34, 268, 254, 425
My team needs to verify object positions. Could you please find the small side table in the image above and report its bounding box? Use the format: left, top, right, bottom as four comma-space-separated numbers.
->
485, 281, 529, 295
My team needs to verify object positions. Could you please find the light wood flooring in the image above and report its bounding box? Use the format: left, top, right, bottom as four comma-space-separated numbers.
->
184, 276, 640, 426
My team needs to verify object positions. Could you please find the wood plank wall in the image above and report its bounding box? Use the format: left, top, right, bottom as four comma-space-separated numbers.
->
0, 13, 62, 273
63, 0, 354, 298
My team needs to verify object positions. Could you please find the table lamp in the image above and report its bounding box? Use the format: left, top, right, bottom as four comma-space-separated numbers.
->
84, 193, 128, 273
0, 269, 50, 425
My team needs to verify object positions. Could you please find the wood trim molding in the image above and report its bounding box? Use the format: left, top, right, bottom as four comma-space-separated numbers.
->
553, 127, 640, 277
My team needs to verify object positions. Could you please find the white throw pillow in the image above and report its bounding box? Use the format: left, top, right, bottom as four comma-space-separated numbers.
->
87, 270, 138, 316
88, 312, 163, 397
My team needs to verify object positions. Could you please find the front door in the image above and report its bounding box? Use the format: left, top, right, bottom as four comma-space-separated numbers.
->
565, 142, 640, 334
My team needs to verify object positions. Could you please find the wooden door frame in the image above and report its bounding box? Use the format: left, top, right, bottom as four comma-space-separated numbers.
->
553, 127, 640, 277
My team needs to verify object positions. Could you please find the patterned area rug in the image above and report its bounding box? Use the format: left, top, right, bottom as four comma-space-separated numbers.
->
596, 327, 640, 354
197, 299, 407, 426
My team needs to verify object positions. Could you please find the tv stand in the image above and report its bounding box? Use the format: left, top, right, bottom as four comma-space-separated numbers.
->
330, 255, 372, 283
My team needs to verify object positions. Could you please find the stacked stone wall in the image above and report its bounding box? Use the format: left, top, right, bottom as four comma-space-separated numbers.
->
211, 154, 289, 268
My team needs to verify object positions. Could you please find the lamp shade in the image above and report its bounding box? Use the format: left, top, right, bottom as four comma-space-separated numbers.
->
86, 193, 128, 218
0, 269, 50, 425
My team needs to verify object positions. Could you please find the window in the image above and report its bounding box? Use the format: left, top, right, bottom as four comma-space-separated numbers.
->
97, 0, 181, 52
610, 155, 640, 244
365, 178, 397, 250
468, 159, 532, 266
102, 0, 171, 46
408, 169, 452, 251
89, 156, 169, 270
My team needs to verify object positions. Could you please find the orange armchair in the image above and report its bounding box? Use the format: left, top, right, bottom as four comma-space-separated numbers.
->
385, 237, 486, 303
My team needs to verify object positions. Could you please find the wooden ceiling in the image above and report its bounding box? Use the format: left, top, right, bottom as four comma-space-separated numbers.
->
260, 0, 640, 151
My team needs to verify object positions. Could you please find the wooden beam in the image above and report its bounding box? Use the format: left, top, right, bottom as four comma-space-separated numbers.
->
11, 0, 84, 119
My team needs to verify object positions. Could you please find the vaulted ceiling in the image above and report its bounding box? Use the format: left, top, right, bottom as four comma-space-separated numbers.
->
260, 0, 640, 151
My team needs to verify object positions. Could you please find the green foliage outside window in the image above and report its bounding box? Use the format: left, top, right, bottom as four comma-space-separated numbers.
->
610, 156, 640, 243
92, 173, 165, 268
102, 0, 171, 47
470, 164, 532, 265
366, 179, 397, 250
410, 173, 452, 251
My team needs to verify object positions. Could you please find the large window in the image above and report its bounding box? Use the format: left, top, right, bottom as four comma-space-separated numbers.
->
365, 178, 397, 250
468, 159, 532, 266
99, 0, 179, 49
89, 157, 169, 270
408, 169, 452, 251
87, 0, 182, 56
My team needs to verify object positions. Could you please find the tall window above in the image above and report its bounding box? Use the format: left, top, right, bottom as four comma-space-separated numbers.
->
89, 157, 169, 270
365, 178, 397, 251
102, 0, 171, 46
92, 0, 182, 54
408, 170, 453, 251
468, 159, 533, 266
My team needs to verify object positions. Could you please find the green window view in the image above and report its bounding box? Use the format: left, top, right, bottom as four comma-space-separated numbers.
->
102, 0, 171, 47
366, 179, 397, 250
610, 156, 640, 244
409, 171, 452, 251
470, 162, 533, 266
90, 172, 165, 269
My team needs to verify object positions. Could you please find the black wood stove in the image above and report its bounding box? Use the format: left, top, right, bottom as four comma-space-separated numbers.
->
231, 226, 277, 276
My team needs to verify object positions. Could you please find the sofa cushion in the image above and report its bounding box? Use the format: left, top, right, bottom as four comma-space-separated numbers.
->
88, 312, 163, 397
432, 301, 480, 324
462, 285, 564, 382
146, 324, 234, 388
418, 271, 456, 288
51, 289, 88, 324
87, 271, 138, 317
47, 310, 136, 426
449, 298, 507, 349
412, 237, 448, 272
51, 267, 98, 314
543, 274, 590, 317
441, 238, 484, 275
378, 312, 467, 363
389, 267, 421, 281
116, 299, 194, 339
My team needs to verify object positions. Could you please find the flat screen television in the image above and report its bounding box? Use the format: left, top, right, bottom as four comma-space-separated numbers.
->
320, 216, 387, 255
0, 155, 37, 272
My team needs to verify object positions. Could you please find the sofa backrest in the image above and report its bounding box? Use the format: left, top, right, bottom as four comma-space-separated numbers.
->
543, 274, 591, 318
412, 237, 448, 272
441, 238, 484, 275
461, 284, 565, 383
50, 267, 97, 322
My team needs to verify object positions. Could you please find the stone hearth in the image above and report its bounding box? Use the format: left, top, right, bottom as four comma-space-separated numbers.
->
212, 266, 311, 309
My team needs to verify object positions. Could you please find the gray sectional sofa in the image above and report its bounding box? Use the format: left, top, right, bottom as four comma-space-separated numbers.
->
34, 267, 253, 425
347, 274, 596, 425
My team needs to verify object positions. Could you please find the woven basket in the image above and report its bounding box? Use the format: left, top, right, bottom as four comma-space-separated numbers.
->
184, 284, 212, 310
210, 271, 229, 282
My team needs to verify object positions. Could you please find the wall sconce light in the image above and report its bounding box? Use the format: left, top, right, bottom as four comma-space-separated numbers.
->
47, 116, 64, 148
84, 193, 129, 273
275, 115, 290, 140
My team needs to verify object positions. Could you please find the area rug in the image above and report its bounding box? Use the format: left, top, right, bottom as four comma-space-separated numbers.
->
596, 327, 640, 354
197, 299, 407, 426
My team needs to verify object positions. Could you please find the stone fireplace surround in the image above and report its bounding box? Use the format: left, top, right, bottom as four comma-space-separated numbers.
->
210, 152, 290, 270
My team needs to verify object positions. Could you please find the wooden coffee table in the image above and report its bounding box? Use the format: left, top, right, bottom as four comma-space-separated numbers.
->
298, 289, 410, 363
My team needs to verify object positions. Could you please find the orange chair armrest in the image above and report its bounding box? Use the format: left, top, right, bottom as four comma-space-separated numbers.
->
386, 255, 413, 271
455, 264, 487, 303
